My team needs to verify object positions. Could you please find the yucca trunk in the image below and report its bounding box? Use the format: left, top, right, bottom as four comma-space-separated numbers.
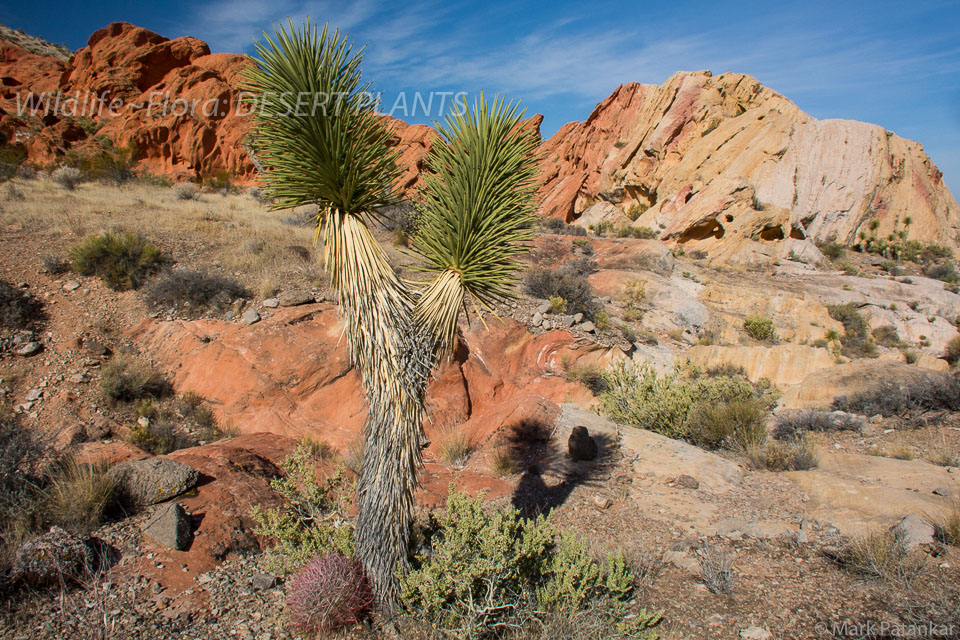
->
320, 209, 431, 608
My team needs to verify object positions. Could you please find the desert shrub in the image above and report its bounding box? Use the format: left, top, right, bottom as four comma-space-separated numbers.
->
173, 182, 199, 200
599, 361, 777, 440
773, 409, 863, 439
539, 218, 586, 236
922, 243, 954, 263
126, 417, 192, 455
436, 424, 474, 466
946, 336, 960, 364
686, 398, 768, 452
565, 363, 609, 395
44, 458, 117, 536
399, 488, 659, 637
565, 256, 598, 276
827, 303, 877, 358
743, 315, 776, 342
572, 237, 593, 255
697, 545, 735, 594
286, 552, 374, 635
832, 373, 960, 416
0, 142, 27, 182
0, 280, 47, 332
64, 139, 136, 185
548, 295, 568, 314
838, 529, 926, 585
924, 262, 960, 284
747, 435, 818, 471
251, 444, 354, 576
144, 268, 249, 316
68, 231, 163, 290
872, 325, 901, 347
52, 166, 82, 190
524, 266, 599, 319
817, 241, 845, 260
936, 499, 960, 547
0, 411, 50, 572
490, 448, 518, 477
201, 170, 235, 193
626, 203, 649, 221
100, 356, 168, 403
41, 254, 70, 275
129, 394, 228, 454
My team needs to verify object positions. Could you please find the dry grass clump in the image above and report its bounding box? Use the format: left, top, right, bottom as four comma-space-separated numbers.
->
490, 447, 518, 477
747, 435, 819, 471
697, 544, 736, 594
173, 182, 199, 200
52, 166, 82, 190
100, 356, 168, 403
837, 529, 926, 585
68, 231, 164, 290
773, 409, 863, 439
128, 393, 231, 455
342, 435, 366, 475
436, 423, 475, 466
833, 373, 960, 417
44, 458, 118, 536
564, 362, 608, 395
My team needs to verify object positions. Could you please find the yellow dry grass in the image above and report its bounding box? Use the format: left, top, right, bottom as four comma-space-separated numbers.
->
0, 176, 324, 295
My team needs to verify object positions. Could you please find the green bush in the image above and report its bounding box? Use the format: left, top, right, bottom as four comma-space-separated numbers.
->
687, 398, 769, 452
599, 361, 777, 440
525, 266, 599, 319
944, 336, 960, 364
64, 140, 137, 185
817, 241, 845, 260
827, 303, 877, 358
400, 488, 660, 638
69, 231, 163, 290
251, 444, 354, 576
743, 315, 776, 342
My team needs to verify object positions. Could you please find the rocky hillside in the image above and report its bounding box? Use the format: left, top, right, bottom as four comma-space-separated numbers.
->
1, 23, 958, 265
0, 23, 435, 188
539, 71, 960, 264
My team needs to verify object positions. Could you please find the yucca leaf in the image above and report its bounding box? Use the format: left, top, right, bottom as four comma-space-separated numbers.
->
413, 93, 540, 350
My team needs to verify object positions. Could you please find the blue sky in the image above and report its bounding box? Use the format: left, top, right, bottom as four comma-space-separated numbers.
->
3, 0, 959, 194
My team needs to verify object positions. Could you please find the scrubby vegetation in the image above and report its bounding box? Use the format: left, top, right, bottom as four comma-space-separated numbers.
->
600, 361, 777, 441
565, 362, 609, 395
144, 268, 249, 317
128, 393, 229, 455
100, 356, 168, 403
827, 303, 877, 358
836, 529, 926, 585
525, 264, 600, 318
832, 372, 960, 417
399, 488, 661, 638
539, 217, 587, 236
0, 280, 47, 333
173, 182, 199, 200
747, 435, 818, 471
773, 409, 863, 439
51, 166, 82, 190
68, 231, 164, 290
743, 315, 776, 342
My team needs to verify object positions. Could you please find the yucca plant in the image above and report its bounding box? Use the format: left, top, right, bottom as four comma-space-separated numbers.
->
244, 20, 538, 609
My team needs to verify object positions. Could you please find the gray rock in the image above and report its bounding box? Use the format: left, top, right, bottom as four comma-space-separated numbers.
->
568, 426, 598, 461
262, 298, 279, 308
68, 373, 89, 384
890, 514, 935, 550
572, 312, 584, 323
740, 627, 772, 640
143, 502, 192, 550
84, 340, 109, 356
580, 321, 596, 333
63, 281, 81, 291
111, 457, 198, 508
561, 315, 575, 328
16, 341, 41, 357
277, 290, 315, 307
537, 301, 552, 314
25, 388, 42, 402
675, 475, 699, 490
12, 527, 91, 586
599, 296, 612, 304
251, 572, 277, 590
241, 309, 261, 325
531, 312, 543, 327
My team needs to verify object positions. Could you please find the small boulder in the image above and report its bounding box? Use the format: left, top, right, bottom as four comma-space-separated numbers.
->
241, 309, 261, 325
537, 301, 552, 315
142, 502, 192, 550
580, 321, 596, 334
890, 514, 935, 550
12, 527, 91, 586
111, 457, 198, 508
277, 290, 315, 307
675, 475, 700, 490
16, 341, 41, 357
84, 340, 110, 357
262, 298, 279, 308
568, 426, 598, 461
531, 312, 543, 327
251, 572, 278, 590
740, 627, 772, 640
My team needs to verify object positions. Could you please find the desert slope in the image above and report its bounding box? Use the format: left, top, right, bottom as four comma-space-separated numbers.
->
539, 71, 960, 263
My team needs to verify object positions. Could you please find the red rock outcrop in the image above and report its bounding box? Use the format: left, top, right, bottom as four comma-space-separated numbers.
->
0, 22, 438, 187
539, 71, 960, 264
